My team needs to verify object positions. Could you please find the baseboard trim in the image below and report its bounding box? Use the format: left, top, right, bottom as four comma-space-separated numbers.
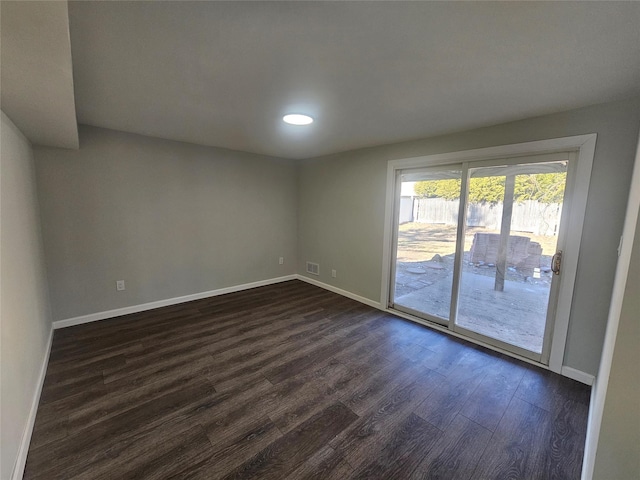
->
12, 327, 53, 480
295, 275, 383, 310
53, 275, 298, 329
561, 366, 595, 386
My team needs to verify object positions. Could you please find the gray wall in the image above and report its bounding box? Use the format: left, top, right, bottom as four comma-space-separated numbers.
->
593, 207, 640, 479
1, 111, 52, 479
35, 126, 297, 321
298, 98, 640, 375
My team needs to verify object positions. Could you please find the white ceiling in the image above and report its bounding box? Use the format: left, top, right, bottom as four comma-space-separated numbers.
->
4, 2, 640, 158
1, 1, 78, 149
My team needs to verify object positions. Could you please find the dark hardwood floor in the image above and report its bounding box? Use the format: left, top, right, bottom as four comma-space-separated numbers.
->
24, 280, 590, 479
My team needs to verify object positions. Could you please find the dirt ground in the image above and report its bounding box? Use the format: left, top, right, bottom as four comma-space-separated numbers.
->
396, 223, 559, 262
394, 223, 558, 353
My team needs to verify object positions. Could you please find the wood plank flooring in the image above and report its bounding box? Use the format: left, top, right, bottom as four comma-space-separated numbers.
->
24, 280, 591, 479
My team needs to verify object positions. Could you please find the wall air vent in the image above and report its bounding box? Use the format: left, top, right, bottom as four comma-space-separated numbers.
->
306, 261, 320, 276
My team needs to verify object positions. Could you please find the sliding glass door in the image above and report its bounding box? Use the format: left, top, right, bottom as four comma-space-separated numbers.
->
390, 155, 570, 363
391, 167, 464, 325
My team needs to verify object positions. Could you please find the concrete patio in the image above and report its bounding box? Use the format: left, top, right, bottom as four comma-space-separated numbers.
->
394, 254, 553, 353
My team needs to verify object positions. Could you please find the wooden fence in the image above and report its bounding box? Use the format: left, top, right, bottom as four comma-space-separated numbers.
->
403, 197, 562, 236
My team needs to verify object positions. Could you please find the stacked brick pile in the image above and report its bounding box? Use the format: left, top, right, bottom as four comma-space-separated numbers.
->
470, 233, 542, 270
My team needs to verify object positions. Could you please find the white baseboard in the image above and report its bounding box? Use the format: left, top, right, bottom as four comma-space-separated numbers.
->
561, 366, 595, 386
295, 274, 382, 310
53, 275, 298, 329
12, 327, 53, 480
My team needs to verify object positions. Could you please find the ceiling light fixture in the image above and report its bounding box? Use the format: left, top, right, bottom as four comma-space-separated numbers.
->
283, 114, 314, 125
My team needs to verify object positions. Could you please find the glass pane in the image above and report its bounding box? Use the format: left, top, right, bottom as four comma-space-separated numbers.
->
393, 169, 462, 321
455, 162, 566, 353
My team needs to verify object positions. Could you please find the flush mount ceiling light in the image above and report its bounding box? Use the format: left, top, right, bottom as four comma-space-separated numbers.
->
283, 114, 314, 125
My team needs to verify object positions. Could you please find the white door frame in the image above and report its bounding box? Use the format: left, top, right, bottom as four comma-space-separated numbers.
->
381, 134, 597, 374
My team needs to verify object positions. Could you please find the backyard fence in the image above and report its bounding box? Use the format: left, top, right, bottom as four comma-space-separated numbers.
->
403, 197, 562, 236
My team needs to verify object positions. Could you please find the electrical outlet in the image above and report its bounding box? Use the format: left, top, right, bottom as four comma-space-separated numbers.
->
116, 280, 125, 291
331, 269, 337, 278
279, 257, 284, 265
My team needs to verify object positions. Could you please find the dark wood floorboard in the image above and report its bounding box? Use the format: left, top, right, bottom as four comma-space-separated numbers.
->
347, 413, 442, 479
284, 445, 354, 480
24, 280, 590, 479
409, 414, 492, 479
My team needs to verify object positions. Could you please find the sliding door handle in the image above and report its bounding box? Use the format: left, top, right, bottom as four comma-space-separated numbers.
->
551, 250, 562, 275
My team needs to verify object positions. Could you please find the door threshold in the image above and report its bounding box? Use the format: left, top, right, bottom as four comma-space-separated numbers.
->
386, 306, 552, 372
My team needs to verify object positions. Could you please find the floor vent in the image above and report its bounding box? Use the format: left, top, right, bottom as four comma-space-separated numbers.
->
306, 262, 320, 276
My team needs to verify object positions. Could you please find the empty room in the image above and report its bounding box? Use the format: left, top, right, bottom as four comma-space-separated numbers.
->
2, 1, 639, 479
